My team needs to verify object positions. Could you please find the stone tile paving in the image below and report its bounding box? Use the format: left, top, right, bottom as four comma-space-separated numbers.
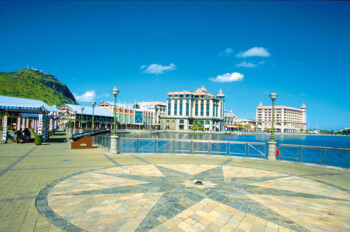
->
38, 163, 350, 231
1, 132, 350, 231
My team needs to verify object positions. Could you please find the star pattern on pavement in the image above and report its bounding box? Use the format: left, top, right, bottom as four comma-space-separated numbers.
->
36, 161, 350, 232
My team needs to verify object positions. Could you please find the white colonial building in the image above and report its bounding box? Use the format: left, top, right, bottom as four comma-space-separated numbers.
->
256, 102, 307, 133
224, 110, 256, 131
160, 87, 225, 131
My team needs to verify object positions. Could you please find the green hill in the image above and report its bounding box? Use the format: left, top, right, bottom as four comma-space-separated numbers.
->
0, 69, 76, 106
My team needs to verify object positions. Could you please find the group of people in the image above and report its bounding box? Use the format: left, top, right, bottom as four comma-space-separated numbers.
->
5, 128, 31, 143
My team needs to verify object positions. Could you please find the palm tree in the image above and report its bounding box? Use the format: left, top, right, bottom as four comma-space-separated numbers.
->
198, 122, 204, 131
190, 120, 198, 130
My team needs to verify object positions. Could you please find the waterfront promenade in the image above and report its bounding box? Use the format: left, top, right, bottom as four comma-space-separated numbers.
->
0, 132, 350, 231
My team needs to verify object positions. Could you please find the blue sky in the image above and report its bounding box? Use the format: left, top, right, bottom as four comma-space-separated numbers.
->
0, 1, 349, 130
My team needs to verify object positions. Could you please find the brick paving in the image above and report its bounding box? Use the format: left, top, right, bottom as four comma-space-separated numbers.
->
1, 131, 350, 231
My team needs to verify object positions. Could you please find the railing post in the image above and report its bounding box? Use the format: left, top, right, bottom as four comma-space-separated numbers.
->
208, 142, 211, 156
155, 139, 158, 153
347, 151, 349, 169
172, 140, 175, 154
226, 142, 229, 156
190, 141, 193, 155
136, 139, 139, 153
300, 147, 303, 163
247, 143, 250, 158
323, 149, 326, 166
245, 143, 247, 158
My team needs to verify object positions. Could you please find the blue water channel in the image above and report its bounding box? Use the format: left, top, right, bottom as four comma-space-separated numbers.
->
119, 132, 350, 149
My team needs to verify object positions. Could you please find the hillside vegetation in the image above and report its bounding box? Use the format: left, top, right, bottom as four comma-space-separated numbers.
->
0, 69, 76, 106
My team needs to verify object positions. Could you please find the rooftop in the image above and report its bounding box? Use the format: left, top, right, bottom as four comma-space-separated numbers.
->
0, 95, 59, 112
257, 103, 307, 111
62, 104, 114, 117
168, 86, 224, 98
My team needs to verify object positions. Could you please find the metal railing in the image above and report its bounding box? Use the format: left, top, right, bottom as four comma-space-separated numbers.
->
93, 134, 111, 150
118, 138, 266, 159
279, 144, 349, 169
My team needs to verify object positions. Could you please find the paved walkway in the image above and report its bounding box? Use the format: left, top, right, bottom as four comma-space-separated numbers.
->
0, 132, 350, 232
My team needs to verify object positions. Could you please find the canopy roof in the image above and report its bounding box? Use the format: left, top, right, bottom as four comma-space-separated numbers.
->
0, 95, 58, 113
63, 104, 114, 117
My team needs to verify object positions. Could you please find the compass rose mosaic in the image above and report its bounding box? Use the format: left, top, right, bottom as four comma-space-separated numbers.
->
36, 161, 350, 231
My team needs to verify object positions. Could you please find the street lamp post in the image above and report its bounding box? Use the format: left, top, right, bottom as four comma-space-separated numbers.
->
269, 92, 277, 142
112, 87, 119, 136
110, 87, 119, 154
91, 100, 96, 132
74, 110, 77, 134
267, 92, 278, 160
80, 106, 84, 133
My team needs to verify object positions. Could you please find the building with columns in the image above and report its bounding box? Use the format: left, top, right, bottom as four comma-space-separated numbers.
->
256, 102, 307, 133
160, 87, 225, 131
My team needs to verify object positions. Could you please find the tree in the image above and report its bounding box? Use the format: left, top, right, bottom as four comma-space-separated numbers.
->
190, 120, 198, 130
198, 122, 204, 131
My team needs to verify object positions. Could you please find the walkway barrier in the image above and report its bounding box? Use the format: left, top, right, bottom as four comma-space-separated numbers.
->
117, 138, 266, 158
92, 134, 111, 150
279, 144, 349, 169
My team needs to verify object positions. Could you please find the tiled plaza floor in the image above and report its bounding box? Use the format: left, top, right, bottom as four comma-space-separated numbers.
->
1, 132, 350, 232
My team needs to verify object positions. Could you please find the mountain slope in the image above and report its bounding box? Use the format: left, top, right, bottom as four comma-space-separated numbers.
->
0, 69, 76, 106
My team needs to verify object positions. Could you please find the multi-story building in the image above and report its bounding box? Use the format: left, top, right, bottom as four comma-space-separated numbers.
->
224, 111, 256, 131
160, 87, 225, 131
97, 101, 155, 129
256, 102, 307, 133
224, 110, 237, 131
133, 102, 167, 129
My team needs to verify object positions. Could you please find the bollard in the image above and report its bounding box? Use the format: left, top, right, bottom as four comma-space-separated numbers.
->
267, 141, 277, 160
110, 135, 119, 154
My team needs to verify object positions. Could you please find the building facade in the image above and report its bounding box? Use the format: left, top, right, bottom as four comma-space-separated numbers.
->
133, 102, 167, 129
256, 102, 307, 133
58, 104, 114, 130
97, 101, 155, 129
160, 87, 225, 131
224, 110, 256, 131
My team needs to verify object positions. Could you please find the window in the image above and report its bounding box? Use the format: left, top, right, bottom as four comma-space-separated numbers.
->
179, 101, 183, 116
174, 102, 177, 116
200, 101, 204, 116
135, 111, 143, 124
186, 100, 189, 116
195, 102, 198, 116
168, 102, 171, 116
206, 102, 210, 116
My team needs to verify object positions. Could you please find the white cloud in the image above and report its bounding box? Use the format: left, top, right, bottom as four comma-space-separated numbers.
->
235, 61, 257, 68
140, 63, 176, 74
219, 48, 233, 56
74, 90, 96, 102
209, 72, 244, 83
237, 47, 270, 58
99, 93, 110, 98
